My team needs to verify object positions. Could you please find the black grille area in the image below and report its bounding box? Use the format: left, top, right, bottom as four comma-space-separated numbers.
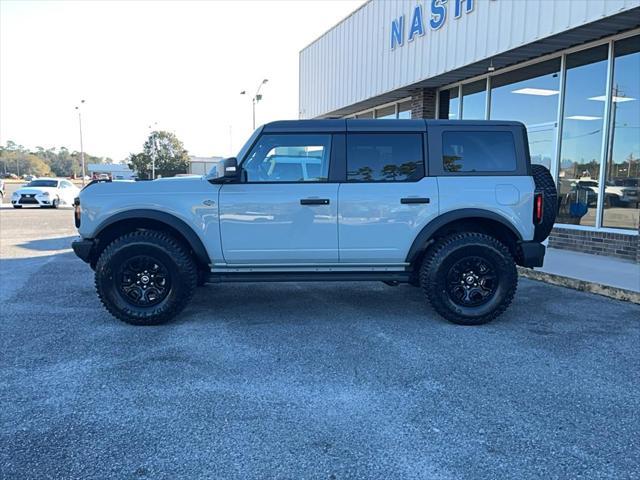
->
19, 194, 39, 205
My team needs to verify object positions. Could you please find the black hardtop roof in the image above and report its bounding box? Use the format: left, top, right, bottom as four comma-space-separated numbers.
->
262, 119, 525, 133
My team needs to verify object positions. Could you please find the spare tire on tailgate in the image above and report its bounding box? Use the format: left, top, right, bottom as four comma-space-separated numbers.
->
531, 164, 557, 242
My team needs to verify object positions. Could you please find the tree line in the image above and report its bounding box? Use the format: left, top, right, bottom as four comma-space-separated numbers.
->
0, 130, 191, 180
0, 141, 112, 178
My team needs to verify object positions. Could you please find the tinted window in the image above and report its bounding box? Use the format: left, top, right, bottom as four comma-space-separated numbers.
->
242, 134, 331, 182
442, 131, 516, 173
347, 133, 424, 182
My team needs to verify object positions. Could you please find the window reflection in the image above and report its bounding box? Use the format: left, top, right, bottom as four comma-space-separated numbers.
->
461, 80, 487, 119
375, 105, 396, 119
603, 35, 640, 231
490, 59, 560, 170
347, 133, 424, 182
557, 45, 609, 227
398, 100, 412, 119
438, 87, 459, 119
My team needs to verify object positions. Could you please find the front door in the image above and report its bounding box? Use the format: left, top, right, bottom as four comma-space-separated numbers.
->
219, 133, 338, 264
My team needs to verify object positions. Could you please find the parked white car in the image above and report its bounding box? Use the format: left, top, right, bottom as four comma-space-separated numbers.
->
11, 178, 80, 208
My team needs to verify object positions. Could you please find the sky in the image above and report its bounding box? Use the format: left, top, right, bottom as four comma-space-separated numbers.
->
0, 0, 363, 161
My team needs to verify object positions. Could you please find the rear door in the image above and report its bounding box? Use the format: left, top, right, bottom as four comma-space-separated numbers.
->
338, 121, 439, 263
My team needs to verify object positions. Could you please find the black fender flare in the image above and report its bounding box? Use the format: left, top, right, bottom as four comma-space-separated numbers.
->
405, 209, 523, 263
94, 209, 210, 266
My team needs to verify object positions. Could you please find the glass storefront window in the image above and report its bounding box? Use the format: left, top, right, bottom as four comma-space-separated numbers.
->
356, 111, 374, 119
398, 100, 412, 119
438, 87, 459, 119
375, 105, 396, 119
602, 36, 640, 231
461, 80, 487, 119
557, 45, 609, 227
490, 59, 561, 170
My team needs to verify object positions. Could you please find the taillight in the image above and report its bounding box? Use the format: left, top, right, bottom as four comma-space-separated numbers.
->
533, 192, 544, 225
74, 197, 81, 228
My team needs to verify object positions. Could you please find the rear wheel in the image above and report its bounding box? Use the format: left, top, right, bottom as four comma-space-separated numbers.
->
95, 230, 197, 325
420, 233, 517, 325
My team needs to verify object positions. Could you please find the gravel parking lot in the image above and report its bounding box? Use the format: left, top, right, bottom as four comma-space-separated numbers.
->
1, 206, 639, 479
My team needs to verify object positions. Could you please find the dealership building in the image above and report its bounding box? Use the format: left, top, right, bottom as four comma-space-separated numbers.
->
300, 0, 640, 262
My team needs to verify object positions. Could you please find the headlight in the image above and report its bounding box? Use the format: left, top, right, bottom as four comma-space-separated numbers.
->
41, 192, 50, 196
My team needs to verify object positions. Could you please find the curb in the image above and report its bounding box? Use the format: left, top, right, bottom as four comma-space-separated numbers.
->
517, 267, 640, 305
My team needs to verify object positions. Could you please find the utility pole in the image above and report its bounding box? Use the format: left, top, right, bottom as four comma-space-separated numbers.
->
240, 78, 269, 130
75, 100, 86, 186
148, 122, 158, 179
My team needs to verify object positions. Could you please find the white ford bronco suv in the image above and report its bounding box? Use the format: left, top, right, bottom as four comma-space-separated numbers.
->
72, 120, 557, 326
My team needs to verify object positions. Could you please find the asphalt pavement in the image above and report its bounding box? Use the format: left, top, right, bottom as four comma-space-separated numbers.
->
1, 207, 639, 480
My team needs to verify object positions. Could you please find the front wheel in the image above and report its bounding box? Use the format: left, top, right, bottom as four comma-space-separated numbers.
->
95, 230, 198, 325
420, 233, 517, 325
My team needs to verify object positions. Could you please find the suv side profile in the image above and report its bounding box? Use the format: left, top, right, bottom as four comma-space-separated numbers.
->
72, 120, 556, 326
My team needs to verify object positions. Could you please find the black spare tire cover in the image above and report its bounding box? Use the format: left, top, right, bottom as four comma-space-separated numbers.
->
531, 164, 557, 242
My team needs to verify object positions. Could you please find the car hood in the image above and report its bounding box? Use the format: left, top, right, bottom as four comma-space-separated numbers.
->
80, 176, 215, 198
15, 186, 58, 195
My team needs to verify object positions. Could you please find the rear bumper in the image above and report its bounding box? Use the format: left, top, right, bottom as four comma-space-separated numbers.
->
71, 237, 95, 263
519, 241, 546, 268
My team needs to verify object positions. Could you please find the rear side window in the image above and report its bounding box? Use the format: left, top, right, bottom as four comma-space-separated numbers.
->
442, 131, 516, 173
347, 133, 424, 182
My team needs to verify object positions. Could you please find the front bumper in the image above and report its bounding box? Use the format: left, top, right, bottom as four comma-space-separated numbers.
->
72, 237, 95, 263
519, 241, 546, 268
12, 194, 53, 206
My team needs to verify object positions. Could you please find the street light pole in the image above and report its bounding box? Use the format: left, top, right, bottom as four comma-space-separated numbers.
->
241, 79, 268, 130
75, 100, 86, 186
148, 122, 158, 180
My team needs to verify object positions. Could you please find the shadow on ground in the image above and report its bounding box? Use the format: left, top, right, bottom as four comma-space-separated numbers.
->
16, 235, 77, 252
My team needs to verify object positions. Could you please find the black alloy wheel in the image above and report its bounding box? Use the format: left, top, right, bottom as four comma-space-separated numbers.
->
445, 256, 498, 307
117, 255, 171, 307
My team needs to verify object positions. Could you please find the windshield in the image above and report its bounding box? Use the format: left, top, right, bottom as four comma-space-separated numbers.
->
26, 180, 58, 188
236, 127, 264, 165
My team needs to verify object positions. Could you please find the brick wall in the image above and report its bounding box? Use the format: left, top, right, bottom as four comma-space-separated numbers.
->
548, 227, 639, 263
410, 88, 437, 119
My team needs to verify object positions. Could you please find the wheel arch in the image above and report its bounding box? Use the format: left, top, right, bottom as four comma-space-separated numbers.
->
406, 209, 523, 266
91, 209, 210, 268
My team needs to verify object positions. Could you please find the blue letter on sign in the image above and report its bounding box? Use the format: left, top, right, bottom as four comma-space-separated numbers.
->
454, 0, 473, 18
430, 0, 447, 30
391, 15, 404, 49
408, 5, 425, 42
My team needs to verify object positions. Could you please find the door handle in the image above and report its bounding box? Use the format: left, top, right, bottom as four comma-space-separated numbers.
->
300, 198, 330, 205
400, 197, 430, 204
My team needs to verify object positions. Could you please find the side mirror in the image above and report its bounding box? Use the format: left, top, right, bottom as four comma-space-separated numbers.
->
223, 157, 238, 178
210, 157, 239, 183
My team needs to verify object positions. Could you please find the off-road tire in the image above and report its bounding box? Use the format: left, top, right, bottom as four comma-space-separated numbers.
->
95, 230, 197, 325
420, 233, 517, 325
531, 164, 557, 242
